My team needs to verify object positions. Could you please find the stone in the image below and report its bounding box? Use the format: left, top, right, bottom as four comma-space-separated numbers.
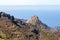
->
26, 16, 41, 26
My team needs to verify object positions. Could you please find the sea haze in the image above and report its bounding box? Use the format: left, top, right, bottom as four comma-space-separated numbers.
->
0, 5, 60, 27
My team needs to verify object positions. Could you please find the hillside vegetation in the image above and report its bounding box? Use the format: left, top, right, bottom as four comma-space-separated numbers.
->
0, 12, 60, 40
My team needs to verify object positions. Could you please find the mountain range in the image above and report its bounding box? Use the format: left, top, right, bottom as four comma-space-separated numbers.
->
0, 12, 60, 40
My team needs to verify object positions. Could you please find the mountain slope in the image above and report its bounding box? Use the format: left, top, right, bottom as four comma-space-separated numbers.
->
0, 12, 60, 40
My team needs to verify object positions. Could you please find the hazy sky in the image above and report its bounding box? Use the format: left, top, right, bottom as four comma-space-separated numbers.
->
0, 5, 60, 27
0, 0, 60, 27
0, 0, 60, 5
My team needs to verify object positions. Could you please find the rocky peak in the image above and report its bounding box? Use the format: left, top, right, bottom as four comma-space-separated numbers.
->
26, 15, 41, 26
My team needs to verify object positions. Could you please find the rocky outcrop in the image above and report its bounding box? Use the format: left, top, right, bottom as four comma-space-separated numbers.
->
0, 12, 14, 20
26, 16, 41, 26
26, 15, 49, 30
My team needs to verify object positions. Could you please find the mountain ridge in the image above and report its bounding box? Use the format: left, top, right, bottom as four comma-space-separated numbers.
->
0, 12, 60, 40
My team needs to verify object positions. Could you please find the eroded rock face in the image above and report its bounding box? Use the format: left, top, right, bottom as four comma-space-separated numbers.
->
26, 16, 41, 26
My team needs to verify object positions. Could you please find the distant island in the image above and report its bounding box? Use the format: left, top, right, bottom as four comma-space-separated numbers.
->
0, 12, 60, 40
